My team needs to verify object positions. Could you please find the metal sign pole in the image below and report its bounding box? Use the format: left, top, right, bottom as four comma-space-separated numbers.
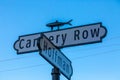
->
51, 67, 60, 80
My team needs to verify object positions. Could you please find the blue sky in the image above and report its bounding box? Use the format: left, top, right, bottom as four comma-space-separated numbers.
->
0, 0, 120, 80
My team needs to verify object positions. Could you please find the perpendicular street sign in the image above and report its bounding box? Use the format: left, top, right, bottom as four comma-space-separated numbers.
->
14, 22, 107, 54
37, 34, 73, 80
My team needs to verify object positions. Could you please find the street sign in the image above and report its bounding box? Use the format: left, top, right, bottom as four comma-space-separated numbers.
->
14, 33, 40, 54
14, 22, 107, 54
44, 22, 107, 47
37, 34, 73, 80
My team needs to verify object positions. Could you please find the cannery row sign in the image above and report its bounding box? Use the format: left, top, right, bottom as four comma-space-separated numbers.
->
14, 22, 107, 54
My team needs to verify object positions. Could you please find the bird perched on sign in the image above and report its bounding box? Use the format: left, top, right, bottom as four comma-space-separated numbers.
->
46, 19, 73, 31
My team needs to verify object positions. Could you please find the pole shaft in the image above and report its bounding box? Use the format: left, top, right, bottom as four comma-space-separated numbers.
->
51, 67, 60, 80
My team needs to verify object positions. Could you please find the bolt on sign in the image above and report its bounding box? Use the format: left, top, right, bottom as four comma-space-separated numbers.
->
37, 34, 73, 80
14, 22, 107, 54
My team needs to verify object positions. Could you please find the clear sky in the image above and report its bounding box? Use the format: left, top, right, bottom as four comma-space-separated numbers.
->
0, 0, 120, 80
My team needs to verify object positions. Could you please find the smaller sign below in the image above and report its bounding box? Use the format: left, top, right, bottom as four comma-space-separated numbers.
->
37, 34, 73, 80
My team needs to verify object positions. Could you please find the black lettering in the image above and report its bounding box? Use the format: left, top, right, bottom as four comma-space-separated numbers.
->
43, 41, 48, 53
48, 47, 51, 57
63, 61, 66, 70
56, 35, 60, 43
54, 51, 57, 62
74, 30, 80, 40
66, 64, 69, 73
33, 38, 38, 47
91, 28, 100, 37
62, 33, 67, 46
82, 30, 88, 39
19, 39, 24, 49
52, 48, 55, 60
57, 56, 62, 67
26, 39, 31, 48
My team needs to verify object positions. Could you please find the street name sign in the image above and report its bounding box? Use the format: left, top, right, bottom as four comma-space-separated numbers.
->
14, 33, 40, 54
14, 22, 107, 54
37, 34, 73, 80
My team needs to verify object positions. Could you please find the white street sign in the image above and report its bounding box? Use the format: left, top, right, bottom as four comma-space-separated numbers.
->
14, 33, 40, 53
14, 22, 107, 54
37, 34, 73, 80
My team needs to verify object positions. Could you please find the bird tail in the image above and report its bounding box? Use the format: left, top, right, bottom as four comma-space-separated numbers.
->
67, 19, 73, 26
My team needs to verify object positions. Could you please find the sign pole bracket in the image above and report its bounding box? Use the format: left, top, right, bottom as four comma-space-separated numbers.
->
51, 67, 60, 80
